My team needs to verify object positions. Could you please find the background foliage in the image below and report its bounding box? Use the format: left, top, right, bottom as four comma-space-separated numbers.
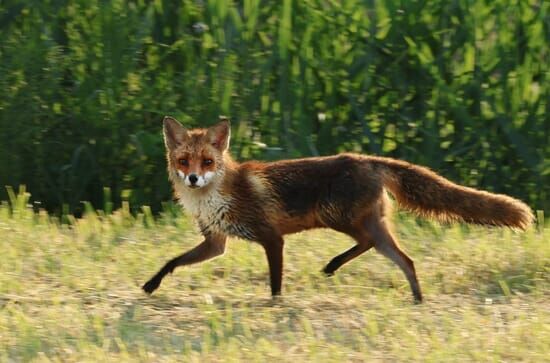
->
0, 0, 548, 214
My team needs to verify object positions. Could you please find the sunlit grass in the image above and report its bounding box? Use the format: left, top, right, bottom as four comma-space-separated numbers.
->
0, 198, 548, 361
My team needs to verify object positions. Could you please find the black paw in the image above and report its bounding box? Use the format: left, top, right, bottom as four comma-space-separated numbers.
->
413, 294, 423, 304
142, 278, 161, 294
322, 267, 335, 276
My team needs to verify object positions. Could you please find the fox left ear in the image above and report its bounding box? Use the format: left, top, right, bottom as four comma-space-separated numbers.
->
207, 116, 231, 152
163, 116, 189, 151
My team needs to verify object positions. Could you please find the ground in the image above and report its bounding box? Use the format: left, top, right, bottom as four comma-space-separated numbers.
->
0, 201, 548, 362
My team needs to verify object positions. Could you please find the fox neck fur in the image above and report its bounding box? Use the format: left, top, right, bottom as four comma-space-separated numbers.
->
170, 158, 259, 240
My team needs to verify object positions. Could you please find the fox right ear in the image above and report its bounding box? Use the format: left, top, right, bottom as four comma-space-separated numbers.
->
163, 116, 189, 150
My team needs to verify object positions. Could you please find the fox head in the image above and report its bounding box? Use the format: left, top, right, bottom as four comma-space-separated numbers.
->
163, 116, 231, 190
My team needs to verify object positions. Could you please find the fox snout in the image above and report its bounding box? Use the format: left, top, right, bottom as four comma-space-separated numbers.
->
177, 170, 216, 189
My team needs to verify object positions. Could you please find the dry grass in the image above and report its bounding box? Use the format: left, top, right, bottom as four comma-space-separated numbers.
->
0, 200, 548, 362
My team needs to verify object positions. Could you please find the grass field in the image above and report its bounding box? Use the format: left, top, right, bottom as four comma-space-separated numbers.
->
1, 193, 549, 362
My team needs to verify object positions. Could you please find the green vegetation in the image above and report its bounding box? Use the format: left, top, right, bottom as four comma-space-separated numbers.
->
1, 189, 549, 361
1, 0, 548, 214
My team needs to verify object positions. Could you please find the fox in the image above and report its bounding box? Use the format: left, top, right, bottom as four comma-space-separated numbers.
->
142, 116, 534, 302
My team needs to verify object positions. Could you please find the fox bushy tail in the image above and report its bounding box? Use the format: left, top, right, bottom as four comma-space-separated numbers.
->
372, 157, 534, 230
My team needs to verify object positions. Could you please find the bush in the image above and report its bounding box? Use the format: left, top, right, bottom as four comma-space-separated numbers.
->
0, 0, 548, 214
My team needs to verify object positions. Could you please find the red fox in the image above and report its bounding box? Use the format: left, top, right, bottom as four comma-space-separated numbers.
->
142, 116, 534, 302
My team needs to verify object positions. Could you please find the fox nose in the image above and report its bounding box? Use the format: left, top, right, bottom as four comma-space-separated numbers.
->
188, 174, 198, 185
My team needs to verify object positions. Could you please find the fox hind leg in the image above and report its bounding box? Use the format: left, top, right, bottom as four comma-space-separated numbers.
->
322, 236, 373, 276
366, 218, 422, 302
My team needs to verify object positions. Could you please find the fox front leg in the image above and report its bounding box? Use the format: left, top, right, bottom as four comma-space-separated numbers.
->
258, 235, 285, 296
142, 235, 226, 294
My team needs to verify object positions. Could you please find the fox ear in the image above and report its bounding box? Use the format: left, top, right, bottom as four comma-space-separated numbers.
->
163, 116, 189, 150
207, 116, 231, 151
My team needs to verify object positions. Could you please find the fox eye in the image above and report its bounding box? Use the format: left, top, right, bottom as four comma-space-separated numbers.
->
203, 158, 213, 166
178, 158, 189, 166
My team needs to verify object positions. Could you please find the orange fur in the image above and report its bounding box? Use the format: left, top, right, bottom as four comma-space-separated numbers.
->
372, 156, 534, 230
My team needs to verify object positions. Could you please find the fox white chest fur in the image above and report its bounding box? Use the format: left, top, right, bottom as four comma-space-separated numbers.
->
175, 181, 255, 240
176, 184, 229, 227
